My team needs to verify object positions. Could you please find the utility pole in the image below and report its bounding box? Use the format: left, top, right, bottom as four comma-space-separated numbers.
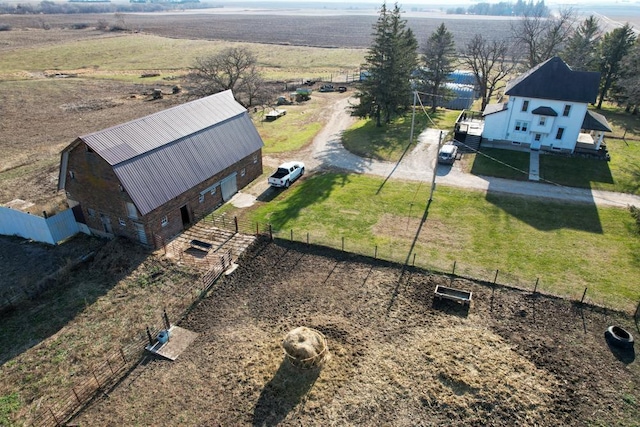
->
409, 91, 417, 147
429, 130, 444, 202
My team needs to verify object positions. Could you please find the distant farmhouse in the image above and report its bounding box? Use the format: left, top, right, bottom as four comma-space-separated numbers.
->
58, 90, 263, 248
480, 57, 611, 154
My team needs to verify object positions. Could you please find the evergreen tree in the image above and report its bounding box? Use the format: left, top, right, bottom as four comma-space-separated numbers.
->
611, 39, 640, 112
597, 23, 636, 109
563, 16, 601, 71
417, 23, 456, 112
355, 2, 418, 126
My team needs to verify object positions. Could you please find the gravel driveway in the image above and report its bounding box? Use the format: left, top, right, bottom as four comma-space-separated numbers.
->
238, 96, 640, 208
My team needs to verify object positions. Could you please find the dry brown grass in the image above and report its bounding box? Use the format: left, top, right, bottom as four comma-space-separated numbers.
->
69, 240, 639, 426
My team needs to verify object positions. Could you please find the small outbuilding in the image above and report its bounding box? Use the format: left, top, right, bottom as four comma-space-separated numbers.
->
58, 90, 264, 248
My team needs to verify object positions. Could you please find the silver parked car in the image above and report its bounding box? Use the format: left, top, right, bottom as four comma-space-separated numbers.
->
438, 144, 458, 165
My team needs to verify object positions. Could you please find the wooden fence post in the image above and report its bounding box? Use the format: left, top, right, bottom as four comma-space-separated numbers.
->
49, 407, 61, 426
493, 269, 499, 284
412, 253, 416, 266
374, 245, 378, 259
452, 261, 456, 276
306, 232, 309, 245
146, 327, 153, 346
581, 287, 588, 304
234, 216, 238, 233
163, 309, 170, 330
533, 277, 539, 294
269, 224, 273, 241
290, 229, 293, 241
341, 236, 345, 252
120, 347, 127, 364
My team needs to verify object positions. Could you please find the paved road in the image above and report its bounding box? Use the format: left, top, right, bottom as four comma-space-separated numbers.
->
246, 96, 640, 209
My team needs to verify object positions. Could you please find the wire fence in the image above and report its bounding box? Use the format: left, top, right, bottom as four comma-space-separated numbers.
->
27, 213, 640, 426
30, 247, 234, 427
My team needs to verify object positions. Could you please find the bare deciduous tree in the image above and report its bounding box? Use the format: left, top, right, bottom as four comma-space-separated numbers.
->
188, 47, 266, 107
512, 8, 575, 68
460, 35, 517, 111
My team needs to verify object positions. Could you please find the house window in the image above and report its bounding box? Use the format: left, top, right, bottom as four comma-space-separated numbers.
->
161, 216, 168, 227
199, 193, 205, 203
241, 168, 246, 177
515, 121, 529, 132
69, 170, 75, 180
534, 133, 541, 141
563, 105, 571, 117
556, 127, 565, 140
118, 218, 126, 227
253, 154, 258, 164
539, 117, 546, 126
521, 100, 529, 112
126, 202, 138, 219
87, 208, 95, 218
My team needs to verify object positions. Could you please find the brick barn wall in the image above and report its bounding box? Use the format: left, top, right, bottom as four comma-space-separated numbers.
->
65, 141, 142, 243
148, 148, 263, 248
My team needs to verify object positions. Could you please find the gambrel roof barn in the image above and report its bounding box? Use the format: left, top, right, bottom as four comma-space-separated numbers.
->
58, 90, 264, 247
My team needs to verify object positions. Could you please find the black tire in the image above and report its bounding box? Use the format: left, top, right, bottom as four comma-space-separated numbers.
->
301, 167, 305, 176
605, 326, 634, 349
285, 180, 290, 188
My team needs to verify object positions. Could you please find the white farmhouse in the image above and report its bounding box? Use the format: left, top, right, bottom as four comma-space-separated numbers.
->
481, 57, 611, 154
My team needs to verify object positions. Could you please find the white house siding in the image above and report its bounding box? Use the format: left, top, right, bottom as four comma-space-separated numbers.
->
486, 97, 587, 153
482, 110, 509, 141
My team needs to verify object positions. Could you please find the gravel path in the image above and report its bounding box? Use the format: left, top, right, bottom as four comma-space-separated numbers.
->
242, 96, 640, 208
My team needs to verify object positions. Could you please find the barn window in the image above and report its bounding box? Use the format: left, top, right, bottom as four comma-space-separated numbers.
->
253, 155, 258, 164
199, 194, 205, 203
87, 208, 95, 218
161, 216, 168, 227
126, 202, 138, 219
210, 187, 216, 195
241, 168, 246, 177
69, 170, 75, 180
118, 218, 126, 227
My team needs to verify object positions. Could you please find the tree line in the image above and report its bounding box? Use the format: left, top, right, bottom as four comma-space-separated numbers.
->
351, 2, 639, 126
447, 0, 549, 18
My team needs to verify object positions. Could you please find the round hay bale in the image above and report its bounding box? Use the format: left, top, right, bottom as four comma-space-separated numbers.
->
282, 327, 329, 369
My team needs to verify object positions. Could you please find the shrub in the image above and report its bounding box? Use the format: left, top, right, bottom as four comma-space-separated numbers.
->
0, 24, 11, 31
630, 205, 640, 233
71, 22, 89, 30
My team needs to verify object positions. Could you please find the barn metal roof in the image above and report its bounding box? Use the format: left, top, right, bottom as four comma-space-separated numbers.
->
66, 90, 264, 216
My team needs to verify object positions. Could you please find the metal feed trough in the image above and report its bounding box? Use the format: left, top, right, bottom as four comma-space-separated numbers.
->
434, 285, 472, 306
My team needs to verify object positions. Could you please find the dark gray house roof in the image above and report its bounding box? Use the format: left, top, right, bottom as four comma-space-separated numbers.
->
531, 106, 558, 116
582, 110, 612, 132
505, 57, 600, 103
60, 90, 264, 215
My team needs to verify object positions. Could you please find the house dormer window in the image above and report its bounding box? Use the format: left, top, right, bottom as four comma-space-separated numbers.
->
522, 100, 529, 112
563, 105, 571, 116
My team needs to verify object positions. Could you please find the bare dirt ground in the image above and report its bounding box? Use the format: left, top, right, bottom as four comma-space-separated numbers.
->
73, 239, 639, 426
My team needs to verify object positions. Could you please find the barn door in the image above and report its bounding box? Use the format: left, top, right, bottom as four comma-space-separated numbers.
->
99, 213, 113, 234
134, 223, 148, 245
220, 173, 238, 202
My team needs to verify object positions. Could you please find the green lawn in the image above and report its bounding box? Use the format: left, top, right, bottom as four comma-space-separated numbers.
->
240, 172, 640, 312
342, 108, 460, 161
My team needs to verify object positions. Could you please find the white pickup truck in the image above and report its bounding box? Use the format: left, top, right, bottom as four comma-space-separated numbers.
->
268, 161, 305, 188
